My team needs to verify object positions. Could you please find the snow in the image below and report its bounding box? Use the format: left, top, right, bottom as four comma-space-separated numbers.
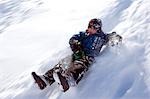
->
0, 0, 150, 99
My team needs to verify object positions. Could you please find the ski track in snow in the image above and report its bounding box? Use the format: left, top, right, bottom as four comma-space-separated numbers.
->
0, 0, 150, 99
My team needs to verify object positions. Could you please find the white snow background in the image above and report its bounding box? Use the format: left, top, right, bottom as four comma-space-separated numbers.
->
0, 0, 150, 99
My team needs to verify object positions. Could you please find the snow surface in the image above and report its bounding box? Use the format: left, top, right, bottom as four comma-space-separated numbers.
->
0, 0, 150, 99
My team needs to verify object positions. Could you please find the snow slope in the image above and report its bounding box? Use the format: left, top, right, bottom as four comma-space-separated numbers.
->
0, 0, 150, 99
0, 0, 46, 33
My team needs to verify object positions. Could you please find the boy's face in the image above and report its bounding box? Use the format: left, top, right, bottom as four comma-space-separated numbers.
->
86, 26, 97, 35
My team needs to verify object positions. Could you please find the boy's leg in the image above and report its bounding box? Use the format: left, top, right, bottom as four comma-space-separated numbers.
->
32, 68, 55, 90
44, 66, 69, 92
43, 68, 55, 85
65, 56, 94, 84
65, 59, 88, 84
72, 61, 87, 84
53, 71, 69, 92
42, 65, 64, 85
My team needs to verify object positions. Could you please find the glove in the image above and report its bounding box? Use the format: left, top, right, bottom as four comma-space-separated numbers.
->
107, 32, 122, 46
69, 39, 82, 52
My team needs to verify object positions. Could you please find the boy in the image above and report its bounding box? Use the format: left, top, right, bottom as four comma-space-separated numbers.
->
32, 18, 109, 92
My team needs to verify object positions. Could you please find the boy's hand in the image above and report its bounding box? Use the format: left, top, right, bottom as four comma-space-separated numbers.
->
70, 39, 82, 52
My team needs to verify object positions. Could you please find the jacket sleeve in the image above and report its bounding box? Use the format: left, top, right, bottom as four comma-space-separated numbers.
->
69, 32, 85, 52
69, 32, 84, 45
103, 33, 109, 45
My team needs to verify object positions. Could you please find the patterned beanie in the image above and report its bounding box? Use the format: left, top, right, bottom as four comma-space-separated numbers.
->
88, 18, 102, 31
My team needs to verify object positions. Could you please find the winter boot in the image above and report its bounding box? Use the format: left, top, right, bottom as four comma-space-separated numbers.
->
32, 72, 47, 90
53, 72, 69, 92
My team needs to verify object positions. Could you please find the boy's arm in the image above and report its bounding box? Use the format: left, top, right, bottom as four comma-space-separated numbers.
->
69, 32, 85, 52
105, 32, 122, 46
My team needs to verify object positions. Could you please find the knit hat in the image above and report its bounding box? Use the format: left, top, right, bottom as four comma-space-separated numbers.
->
88, 18, 102, 31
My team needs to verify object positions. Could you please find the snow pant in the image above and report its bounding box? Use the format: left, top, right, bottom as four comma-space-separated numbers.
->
43, 56, 94, 85
64, 56, 94, 83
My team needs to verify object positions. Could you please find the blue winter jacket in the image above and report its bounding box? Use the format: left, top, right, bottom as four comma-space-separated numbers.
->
69, 31, 108, 57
